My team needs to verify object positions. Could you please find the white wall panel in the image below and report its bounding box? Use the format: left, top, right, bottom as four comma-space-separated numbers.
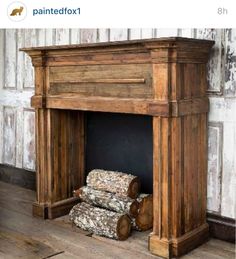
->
98, 29, 109, 42
80, 29, 97, 43
3, 106, 16, 166
207, 123, 222, 213
70, 29, 81, 44
225, 29, 236, 97
55, 29, 70, 45
4, 29, 17, 89
221, 122, 236, 218
23, 109, 35, 171
196, 29, 224, 94
110, 29, 128, 41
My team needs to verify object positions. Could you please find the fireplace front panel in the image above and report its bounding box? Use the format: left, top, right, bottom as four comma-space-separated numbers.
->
86, 112, 153, 194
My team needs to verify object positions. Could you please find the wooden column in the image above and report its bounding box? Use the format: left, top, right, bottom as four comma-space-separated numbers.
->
30, 51, 85, 219
149, 48, 210, 258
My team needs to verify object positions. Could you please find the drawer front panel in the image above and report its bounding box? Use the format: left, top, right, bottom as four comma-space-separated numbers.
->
49, 64, 153, 98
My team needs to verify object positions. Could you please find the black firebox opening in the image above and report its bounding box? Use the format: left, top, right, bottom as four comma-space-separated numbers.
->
85, 112, 153, 194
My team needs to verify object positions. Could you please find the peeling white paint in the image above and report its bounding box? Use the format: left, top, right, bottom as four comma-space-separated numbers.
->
110, 29, 128, 41
16, 108, 23, 168
98, 29, 109, 42
209, 97, 236, 123
207, 124, 222, 213
4, 29, 17, 89
225, 29, 236, 97
55, 29, 70, 45
80, 29, 97, 43
23, 110, 35, 170
221, 123, 236, 218
0, 106, 3, 164
196, 29, 223, 94
3, 106, 16, 165
70, 29, 81, 44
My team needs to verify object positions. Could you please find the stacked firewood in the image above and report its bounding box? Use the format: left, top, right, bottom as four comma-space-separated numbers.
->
69, 169, 153, 241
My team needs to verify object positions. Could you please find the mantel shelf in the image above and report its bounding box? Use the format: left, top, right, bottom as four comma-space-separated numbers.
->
32, 95, 209, 117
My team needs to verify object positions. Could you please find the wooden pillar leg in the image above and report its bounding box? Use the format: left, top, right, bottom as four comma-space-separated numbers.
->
32, 108, 50, 218
149, 116, 209, 258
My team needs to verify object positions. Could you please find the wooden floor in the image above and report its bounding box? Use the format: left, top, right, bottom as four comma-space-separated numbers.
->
0, 181, 234, 259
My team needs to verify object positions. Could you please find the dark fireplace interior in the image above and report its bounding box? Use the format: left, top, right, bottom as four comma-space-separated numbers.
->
85, 112, 153, 193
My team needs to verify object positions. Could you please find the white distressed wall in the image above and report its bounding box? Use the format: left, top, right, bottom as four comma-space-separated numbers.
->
0, 29, 235, 219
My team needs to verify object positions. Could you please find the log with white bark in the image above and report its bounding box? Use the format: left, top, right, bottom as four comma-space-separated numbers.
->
131, 194, 153, 231
86, 169, 140, 198
69, 202, 131, 240
74, 186, 139, 217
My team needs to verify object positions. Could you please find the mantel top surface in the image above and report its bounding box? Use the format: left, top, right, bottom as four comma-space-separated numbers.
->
20, 37, 214, 52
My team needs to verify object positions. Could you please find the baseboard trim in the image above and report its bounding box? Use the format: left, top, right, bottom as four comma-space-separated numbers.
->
207, 213, 235, 243
0, 164, 36, 190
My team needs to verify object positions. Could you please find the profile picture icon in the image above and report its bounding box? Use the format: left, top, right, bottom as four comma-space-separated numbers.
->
8, 2, 27, 21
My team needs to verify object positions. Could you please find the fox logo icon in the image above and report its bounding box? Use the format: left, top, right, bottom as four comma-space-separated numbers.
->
10, 6, 24, 16
8, 2, 27, 21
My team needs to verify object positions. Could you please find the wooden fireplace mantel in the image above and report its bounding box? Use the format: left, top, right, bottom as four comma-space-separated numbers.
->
22, 37, 214, 258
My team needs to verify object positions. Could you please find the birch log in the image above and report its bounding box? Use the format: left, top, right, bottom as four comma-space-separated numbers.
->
132, 194, 153, 231
86, 169, 140, 198
74, 186, 139, 217
69, 202, 131, 240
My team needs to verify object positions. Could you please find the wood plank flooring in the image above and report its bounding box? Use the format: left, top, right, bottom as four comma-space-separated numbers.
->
0, 181, 235, 259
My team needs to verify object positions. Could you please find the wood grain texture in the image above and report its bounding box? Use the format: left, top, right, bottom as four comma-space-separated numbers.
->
69, 202, 131, 240
74, 186, 139, 217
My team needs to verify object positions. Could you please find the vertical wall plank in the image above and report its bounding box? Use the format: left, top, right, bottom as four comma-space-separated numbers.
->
0, 106, 3, 163
80, 29, 97, 43
221, 122, 236, 218
36, 29, 46, 46
129, 29, 141, 40
16, 29, 25, 91
225, 29, 236, 97
0, 29, 4, 90
3, 107, 16, 166
23, 109, 35, 170
141, 29, 154, 39
207, 123, 222, 213
45, 29, 54, 46
98, 29, 110, 42
15, 108, 23, 168
0, 30, 4, 166
70, 29, 81, 44
110, 29, 128, 41
155, 29, 178, 37
24, 29, 37, 89
4, 29, 17, 89
196, 29, 224, 94
179, 29, 193, 38
55, 29, 70, 45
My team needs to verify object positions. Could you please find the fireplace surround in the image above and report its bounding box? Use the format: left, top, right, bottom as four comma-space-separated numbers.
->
22, 37, 214, 258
